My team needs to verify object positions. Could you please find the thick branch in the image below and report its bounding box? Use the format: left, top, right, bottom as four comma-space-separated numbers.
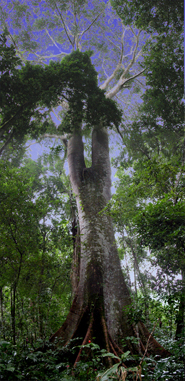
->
105, 30, 143, 99
39, 133, 68, 147
30, 51, 67, 62
100, 62, 122, 91
45, 28, 63, 53
120, 29, 141, 78
100, 24, 128, 91
106, 68, 145, 99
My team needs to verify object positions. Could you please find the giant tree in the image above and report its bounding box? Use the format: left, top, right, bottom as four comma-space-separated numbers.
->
0, 0, 171, 360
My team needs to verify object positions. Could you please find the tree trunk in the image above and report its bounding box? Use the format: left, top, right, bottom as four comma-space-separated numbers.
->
50, 127, 170, 361
175, 269, 185, 339
11, 284, 16, 345
71, 219, 80, 299
0, 288, 5, 340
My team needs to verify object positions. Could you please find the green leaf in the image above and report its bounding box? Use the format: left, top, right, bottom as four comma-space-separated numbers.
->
121, 350, 130, 359
101, 352, 120, 360
7, 365, 15, 372
97, 363, 119, 381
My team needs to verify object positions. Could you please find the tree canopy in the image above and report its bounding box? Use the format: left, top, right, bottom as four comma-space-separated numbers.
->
0, 33, 121, 155
111, 0, 184, 32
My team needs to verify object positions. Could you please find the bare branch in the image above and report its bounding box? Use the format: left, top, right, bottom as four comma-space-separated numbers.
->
114, 124, 124, 141
100, 26, 142, 92
80, 12, 103, 38
39, 133, 68, 147
106, 68, 145, 98
121, 68, 146, 87
120, 26, 125, 62
120, 23, 132, 59
35, 52, 68, 61
101, 59, 110, 79
105, 29, 144, 99
100, 62, 122, 91
6, 29, 27, 62
121, 30, 142, 80
102, 34, 121, 51
51, 108, 62, 122
53, 1, 74, 47
45, 28, 64, 53
25, 141, 39, 149
100, 25, 126, 91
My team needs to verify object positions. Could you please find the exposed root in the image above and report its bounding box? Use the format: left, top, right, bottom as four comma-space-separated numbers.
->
48, 295, 171, 376
108, 332, 124, 355
101, 312, 112, 366
73, 311, 94, 367
138, 321, 171, 357
109, 338, 120, 360
65, 306, 88, 346
49, 295, 83, 344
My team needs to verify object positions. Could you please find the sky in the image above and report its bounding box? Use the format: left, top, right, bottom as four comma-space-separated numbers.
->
1, 0, 146, 168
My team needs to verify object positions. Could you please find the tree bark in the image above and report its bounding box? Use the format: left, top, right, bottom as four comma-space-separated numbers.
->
0, 288, 5, 340
67, 128, 132, 340
11, 284, 16, 345
50, 127, 170, 360
175, 269, 185, 339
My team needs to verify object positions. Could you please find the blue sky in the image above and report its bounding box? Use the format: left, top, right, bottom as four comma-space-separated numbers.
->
1, 0, 146, 190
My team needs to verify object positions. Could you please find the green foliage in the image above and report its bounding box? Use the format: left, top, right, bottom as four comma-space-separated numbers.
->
140, 335, 185, 381
134, 197, 185, 276
97, 350, 137, 381
109, 0, 184, 346
0, 32, 55, 151
0, 336, 184, 381
0, 155, 73, 343
141, 31, 184, 131
111, 0, 184, 32
72, 342, 106, 380
0, 338, 76, 380
0, 34, 122, 154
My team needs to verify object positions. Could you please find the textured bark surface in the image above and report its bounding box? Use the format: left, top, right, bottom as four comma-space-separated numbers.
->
49, 126, 171, 362
67, 127, 132, 340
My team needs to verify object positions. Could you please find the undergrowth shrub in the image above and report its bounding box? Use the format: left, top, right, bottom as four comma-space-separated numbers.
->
0, 334, 184, 380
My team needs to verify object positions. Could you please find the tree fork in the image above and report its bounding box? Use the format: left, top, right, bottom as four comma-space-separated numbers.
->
49, 126, 171, 365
